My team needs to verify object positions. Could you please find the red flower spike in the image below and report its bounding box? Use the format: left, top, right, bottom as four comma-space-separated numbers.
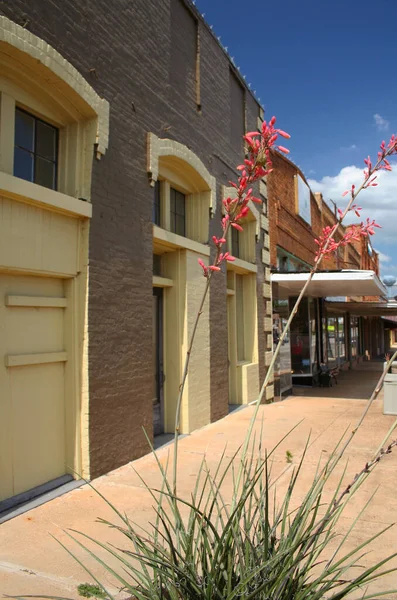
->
278, 145, 289, 154
209, 265, 221, 272
277, 129, 291, 139
198, 258, 208, 277
231, 223, 243, 232
212, 236, 226, 246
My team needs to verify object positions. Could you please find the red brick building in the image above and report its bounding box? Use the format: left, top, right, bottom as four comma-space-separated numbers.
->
267, 152, 388, 396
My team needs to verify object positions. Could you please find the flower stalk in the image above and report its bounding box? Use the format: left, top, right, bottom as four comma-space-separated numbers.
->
172, 121, 397, 509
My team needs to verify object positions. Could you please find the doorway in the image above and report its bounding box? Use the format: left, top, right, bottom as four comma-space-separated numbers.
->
0, 274, 70, 503
153, 288, 164, 436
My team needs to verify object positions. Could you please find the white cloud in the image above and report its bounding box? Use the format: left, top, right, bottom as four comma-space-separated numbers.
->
373, 113, 390, 132
382, 264, 397, 277
340, 144, 357, 152
307, 162, 397, 248
377, 250, 392, 264
340, 144, 357, 151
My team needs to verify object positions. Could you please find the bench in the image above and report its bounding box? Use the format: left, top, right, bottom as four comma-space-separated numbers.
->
319, 366, 339, 387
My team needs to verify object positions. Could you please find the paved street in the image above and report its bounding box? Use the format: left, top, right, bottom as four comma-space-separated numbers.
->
1, 362, 396, 599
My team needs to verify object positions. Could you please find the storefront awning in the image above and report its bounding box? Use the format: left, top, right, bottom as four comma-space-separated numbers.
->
271, 270, 387, 299
325, 300, 397, 317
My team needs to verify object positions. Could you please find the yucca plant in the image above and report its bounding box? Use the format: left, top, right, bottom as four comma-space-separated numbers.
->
48, 427, 397, 600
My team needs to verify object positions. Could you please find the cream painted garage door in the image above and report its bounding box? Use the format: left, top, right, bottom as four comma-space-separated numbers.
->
0, 274, 68, 502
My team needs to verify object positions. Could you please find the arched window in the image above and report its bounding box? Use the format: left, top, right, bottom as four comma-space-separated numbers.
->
147, 133, 216, 246
0, 16, 109, 200
148, 134, 216, 435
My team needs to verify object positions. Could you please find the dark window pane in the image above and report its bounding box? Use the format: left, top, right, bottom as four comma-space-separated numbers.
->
153, 181, 161, 225
14, 147, 34, 182
15, 109, 34, 152
36, 120, 57, 161
175, 191, 185, 216
35, 156, 56, 189
175, 214, 185, 236
170, 188, 176, 213
170, 213, 176, 234
14, 108, 58, 190
153, 202, 160, 226
231, 227, 240, 258
153, 254, 162, 275
170, 188, 186, 236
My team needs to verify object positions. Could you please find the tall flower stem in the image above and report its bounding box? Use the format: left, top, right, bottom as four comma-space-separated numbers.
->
172, 223, 231, 497
172, 127, 396, 504
171, 118, 286, 496
172, 277, 211, 498
233, 144, 396, 501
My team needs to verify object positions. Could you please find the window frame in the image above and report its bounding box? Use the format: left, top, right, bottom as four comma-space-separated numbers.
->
170, 186, 186, 237
231, 227, 240, 259
14, 106, 59, 191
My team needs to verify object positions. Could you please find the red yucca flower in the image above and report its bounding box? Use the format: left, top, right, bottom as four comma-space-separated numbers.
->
199, 117, 290, 277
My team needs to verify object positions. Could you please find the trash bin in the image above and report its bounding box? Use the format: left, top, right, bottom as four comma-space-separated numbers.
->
383, 361, 397, 415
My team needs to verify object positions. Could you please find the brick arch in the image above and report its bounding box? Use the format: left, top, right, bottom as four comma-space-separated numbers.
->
0, 16, 109, 156
147, 133, 216, 213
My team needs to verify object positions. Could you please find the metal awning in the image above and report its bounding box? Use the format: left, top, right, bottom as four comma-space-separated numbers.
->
325, 301, 397, 317
271, 270, 387, 299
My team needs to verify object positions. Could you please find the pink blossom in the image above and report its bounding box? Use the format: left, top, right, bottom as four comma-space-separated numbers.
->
198, 258, 208, 277
277, 129, 291, 139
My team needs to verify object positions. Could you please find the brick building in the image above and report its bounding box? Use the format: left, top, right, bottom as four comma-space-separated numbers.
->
0, 1, 273, 509
267, 152, 389, 396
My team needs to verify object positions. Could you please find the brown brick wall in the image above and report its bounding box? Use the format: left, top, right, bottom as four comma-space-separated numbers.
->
267, 152, 319, 268
268, 154, 379, 275
1, 0, 266, 477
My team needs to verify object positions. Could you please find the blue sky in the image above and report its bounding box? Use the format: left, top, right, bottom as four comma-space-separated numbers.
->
195, 0, 397, 279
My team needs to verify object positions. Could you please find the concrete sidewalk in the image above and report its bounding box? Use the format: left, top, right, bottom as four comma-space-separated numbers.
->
1, 363, 397, 598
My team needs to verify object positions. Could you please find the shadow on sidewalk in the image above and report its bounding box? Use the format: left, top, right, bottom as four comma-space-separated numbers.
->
292, 361, 384, 401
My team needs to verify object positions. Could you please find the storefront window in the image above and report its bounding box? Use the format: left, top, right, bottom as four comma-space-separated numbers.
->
327, 317, 337, 366
351, 317, 359, 358
309, 298, 318, 372
338, 316, 346, 362
272, 299, 292, 398
327, 315, 346, 367
289, 297, 311, 374
321, 314, 328, 364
